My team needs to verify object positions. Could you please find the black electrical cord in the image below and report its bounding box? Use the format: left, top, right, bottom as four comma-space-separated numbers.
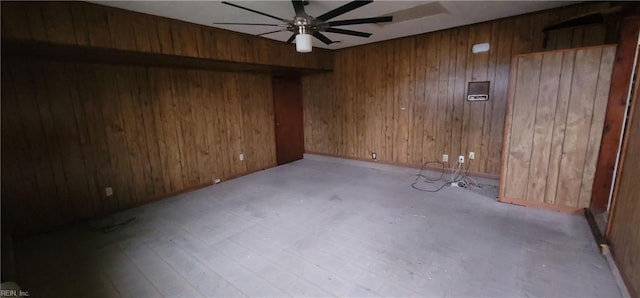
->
411, 179, 451, 192
411, 160, 453, 192
415, 161, 446, 182
411, 158, 474, 192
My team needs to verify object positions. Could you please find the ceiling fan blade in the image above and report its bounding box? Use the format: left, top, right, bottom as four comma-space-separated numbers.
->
213, 22, 285, 27
259, 29, 289, 36
328, 16, 393, 26
286, 34, 296, 44
221, 1, 288, 22
313, 32, 334, 45
292, 0, 306, 16
316, 0, 373, 21
325, 27, 371, 38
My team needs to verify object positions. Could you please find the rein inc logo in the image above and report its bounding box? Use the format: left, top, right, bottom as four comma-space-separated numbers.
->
0, 289, 29, 297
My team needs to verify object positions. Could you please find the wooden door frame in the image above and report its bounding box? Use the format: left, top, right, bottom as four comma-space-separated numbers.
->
605, 42, 640, 237
590, 16, 640, 211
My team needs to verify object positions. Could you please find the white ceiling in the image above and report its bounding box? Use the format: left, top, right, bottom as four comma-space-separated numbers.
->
94, 1, 577, 50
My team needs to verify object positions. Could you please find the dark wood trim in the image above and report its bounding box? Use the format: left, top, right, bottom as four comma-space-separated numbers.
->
584, 208, 609, 253
2, 39, 331, 75
590, 16, 640, 211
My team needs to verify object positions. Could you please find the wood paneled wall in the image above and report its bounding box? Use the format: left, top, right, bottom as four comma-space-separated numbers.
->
302, 2, 611, 175
500, 45, 616, 210
607, 50, 640, 298
0, 1, 332, 70
1, 59, 276, 234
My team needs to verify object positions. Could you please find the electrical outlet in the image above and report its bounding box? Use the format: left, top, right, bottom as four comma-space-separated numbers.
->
469, 152, 475, 160
372, 152, 377, 160
104, 187, 113, 197
442, 154, 449, 162
214, 178, 221, 184
458, 155, 465, 163
239, 153, 244, 161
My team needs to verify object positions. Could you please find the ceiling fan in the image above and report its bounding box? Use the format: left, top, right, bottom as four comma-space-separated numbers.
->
214, 0, 393, 53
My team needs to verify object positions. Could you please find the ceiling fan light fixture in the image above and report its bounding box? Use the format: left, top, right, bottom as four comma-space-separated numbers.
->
296, 33, 313, 53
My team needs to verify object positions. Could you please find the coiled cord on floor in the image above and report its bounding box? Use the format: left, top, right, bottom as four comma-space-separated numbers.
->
411, 159, 480, 192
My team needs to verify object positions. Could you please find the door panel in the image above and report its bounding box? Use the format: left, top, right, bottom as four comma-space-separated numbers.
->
273, 77, 304, 165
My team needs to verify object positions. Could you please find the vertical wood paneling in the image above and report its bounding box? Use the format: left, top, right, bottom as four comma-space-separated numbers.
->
543, 51, 574, 204
555, 48, 603, 207
480, 22, 498, 173
72, 65, 117, 212
43, 63, 93, 218
422, 34, 439, 164
116, 67, 149, 201
1, 3, 31, 40
97, 67, 136, 207
30, 63, 74, 219
303, 2, 611, 175
394, 38, 413, 164
24, 4, 47, 42
525, 52, 562, 202
500, 45, 616, 209
1, 60, 277, 234
82, 4, 112, 49
1, 66, 40, 232
504, 55, 542, 200
577, 46, 616, 207
40, 2, 77, 45
436, 31, 451, 165
468, 22, 491, 172
451, 27, 468, 165
460, 26, 475, 167
411, 37, 427, 164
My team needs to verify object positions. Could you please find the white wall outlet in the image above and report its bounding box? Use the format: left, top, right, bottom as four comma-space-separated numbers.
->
442, 154, 449, 162
458, 155, 465, 163
104, 187, 113, 197
214, 178, 221, 184
239, 153, 244, 161
372, 152, 377, 160
469, 152, 475, 160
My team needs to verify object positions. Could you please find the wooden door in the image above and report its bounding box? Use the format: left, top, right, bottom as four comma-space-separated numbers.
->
499, 45, 616, 211
273, 77, 304, 165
